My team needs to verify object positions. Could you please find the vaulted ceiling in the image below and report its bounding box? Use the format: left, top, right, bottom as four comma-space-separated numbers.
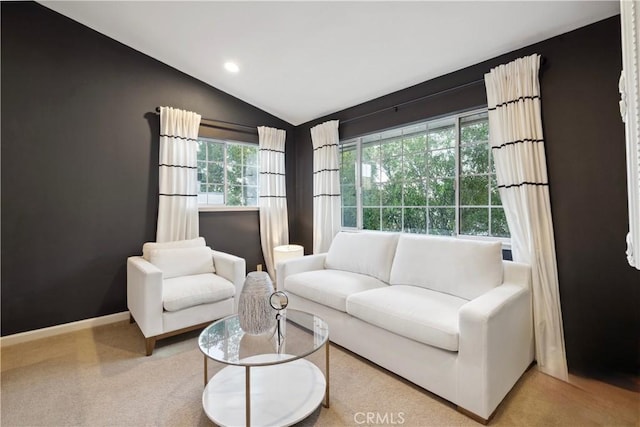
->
40, 1, 620, 125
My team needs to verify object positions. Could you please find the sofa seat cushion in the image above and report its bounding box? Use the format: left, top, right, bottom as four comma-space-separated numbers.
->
284, 269, 388, 312
346, 285, 467, 351
162, 273, 234, 312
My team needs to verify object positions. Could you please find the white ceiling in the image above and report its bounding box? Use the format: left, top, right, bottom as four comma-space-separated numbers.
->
40, 1, 620, 126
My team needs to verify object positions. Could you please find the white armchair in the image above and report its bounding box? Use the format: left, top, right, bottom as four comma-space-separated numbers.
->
127, 237, 246, 355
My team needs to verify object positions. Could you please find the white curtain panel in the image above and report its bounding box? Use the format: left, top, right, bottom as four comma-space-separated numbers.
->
156, 106, 202, 242
485, 54, 568, 381
258, 126, 289, 279
311, 120, 341, 254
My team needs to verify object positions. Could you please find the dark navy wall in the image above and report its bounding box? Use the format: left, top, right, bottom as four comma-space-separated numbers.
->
1, 2, 294, 335
293, 16, 639, 381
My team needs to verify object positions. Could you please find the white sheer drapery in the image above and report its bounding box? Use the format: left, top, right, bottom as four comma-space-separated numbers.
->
258, 126, 289, 279
485, 54, 568, 381
311, 120, 341, 254
156, 106, 201, 242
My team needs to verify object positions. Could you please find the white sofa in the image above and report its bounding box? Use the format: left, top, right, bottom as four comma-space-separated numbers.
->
127, 237, 246, 355
277, 231, 534, 422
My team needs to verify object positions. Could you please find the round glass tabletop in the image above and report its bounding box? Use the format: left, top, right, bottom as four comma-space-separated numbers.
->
198, 309, 329, 367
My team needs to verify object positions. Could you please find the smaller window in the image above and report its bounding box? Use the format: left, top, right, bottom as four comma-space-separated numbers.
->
197, 138, 259, 208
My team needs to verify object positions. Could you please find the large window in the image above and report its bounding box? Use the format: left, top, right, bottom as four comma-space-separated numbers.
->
197, 138, 259, 207
339, 110, 509, 239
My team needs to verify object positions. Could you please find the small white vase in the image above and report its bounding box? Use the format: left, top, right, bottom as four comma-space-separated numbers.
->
238, 271, 276, 335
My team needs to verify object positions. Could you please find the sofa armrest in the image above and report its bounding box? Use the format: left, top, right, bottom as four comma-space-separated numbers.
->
457, 264, 534, 419
276, 254, 327, 290
212, 250, 246, 310
127, 256, 164, 338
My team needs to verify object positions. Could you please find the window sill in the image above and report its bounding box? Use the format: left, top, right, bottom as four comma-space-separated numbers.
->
199, 206, 259, 213
340, 228, 511, 250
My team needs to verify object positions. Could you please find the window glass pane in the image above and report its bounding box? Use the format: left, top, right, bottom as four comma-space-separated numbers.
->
341, 184, 356, 207
381, 207, 402, 231
198, 183, 208, 204
197, 143, 207, 161
227, 144, 243, 163
404, 208, 426, 233
227, 163, 242, 185
243, 166, 258, 186
490, 176, 502, 206
207, 162, 224, 185
363, 208, 381, 230
460, 144, 489, 175
362, 142, 381, 164
340, 146, 357, 185
427, 124, 455, 150
460, 113, 489, 143
208, 141, 224, 160
403, 133, 426, 156
491, 208, 509, 238
428, 177, 455, 206
381, 153, 402, 181
363, 184, 381, 206
197, 161, 207, 183
206, 184, 224, 205
428, 208, 455, 235
403, 181, 426, 207
243, 146, 258, 166
404, 153, 426, 181
244, 186, 257, 206
381, 181, 402, 206
342, 208, 357, 228
460, 175, 489, 206
227, 185, 242, 206
427, 148, 455, 177
381, 138, 402, 158
460, 207, 489, 236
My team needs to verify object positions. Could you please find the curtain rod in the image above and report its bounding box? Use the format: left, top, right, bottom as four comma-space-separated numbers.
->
154, 107, 258, 134
340, 78, 486, 125
341, 55, 547, 125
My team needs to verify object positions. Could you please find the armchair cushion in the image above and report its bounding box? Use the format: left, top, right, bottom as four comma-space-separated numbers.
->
142, 237, 206, 261
149, 246, 215, 279
162, 273, 235, 312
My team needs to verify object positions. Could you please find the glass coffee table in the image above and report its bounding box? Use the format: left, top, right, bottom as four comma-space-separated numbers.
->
198, 309, 330, 427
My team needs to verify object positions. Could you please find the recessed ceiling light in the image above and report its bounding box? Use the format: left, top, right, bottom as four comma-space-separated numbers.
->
224, 62, 239, 73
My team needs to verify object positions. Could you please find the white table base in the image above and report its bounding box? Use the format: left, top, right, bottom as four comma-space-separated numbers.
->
203, 355, 326, 427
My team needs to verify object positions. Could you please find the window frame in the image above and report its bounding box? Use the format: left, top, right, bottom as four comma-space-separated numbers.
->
339, 108, 510, 246
197, 137, 260, 212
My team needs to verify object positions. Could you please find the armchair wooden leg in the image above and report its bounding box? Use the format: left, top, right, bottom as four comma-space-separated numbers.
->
145, 337, 156, 356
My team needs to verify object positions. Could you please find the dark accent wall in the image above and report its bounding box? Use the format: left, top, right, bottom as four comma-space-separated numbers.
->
293, 16, 640, 380
1, 2, 294, 335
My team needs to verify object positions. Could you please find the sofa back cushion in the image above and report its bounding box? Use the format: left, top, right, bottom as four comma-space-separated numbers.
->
142, 237, 206, 261
325, 231, 399, 283
149, 246, 215, 279
389, 234, 503, 300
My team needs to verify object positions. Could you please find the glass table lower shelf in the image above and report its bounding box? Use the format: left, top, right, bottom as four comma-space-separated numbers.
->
198, 309, 330, 427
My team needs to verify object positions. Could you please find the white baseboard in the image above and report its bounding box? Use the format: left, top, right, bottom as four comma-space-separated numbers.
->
0, 311, 130, 347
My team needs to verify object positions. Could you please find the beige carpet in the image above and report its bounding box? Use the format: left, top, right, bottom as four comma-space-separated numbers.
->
1, 321, 638, 427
